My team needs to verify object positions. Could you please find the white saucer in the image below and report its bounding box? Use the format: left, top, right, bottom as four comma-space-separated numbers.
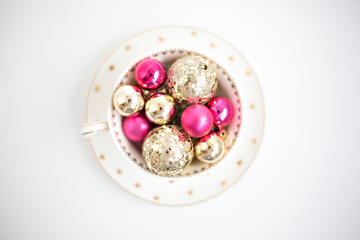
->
85, 26, 264, 205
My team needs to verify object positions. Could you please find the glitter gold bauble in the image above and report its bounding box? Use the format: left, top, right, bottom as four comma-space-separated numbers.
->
195, 133, 225, 164
142, 125, 194, 176
145, 93, 176, 125
167, 55, 217, 104
113, 85, 144, 116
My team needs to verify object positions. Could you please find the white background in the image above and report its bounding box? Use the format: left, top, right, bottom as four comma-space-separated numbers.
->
1, 0, 360, 239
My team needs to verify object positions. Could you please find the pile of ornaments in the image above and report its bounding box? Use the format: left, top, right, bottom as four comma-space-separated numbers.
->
113, 55, 234, 176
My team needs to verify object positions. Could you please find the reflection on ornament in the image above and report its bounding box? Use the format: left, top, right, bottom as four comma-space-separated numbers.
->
195, 133, 225, 164
113, 85, 144, 116
167, 55, 217, 104
142, 125, 194, 176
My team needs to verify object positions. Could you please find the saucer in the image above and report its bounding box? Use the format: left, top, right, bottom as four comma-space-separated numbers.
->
85, 26, 264, 205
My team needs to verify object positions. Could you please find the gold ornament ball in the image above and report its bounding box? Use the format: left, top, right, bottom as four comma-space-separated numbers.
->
145, 93, 176, 125
195, 133, 225, 164
167, 55, 217, 104
113, 85, 144, 116
142, 125, 194, 176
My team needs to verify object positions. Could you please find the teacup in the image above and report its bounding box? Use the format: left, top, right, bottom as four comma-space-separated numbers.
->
80, 49, 242, 177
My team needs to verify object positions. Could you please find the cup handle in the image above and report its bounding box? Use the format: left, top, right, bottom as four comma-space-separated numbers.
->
80, 121, 109, 138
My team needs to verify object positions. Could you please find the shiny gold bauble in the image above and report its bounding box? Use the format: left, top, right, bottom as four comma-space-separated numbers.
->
195, 133, 225, 164
142, 125, 194, 176
145, 93, 176, 125
113, 85, 144, 116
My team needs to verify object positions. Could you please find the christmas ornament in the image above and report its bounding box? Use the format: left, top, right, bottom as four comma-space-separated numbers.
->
113, 85, 144, 116
167, 55, 217, 104
195, 133, 225, 164
142, 125, 194, 176
135, 59, 166, 90
145, 93, 176, 125
212, 125, 227, 139
123, 111, 153, 142
207, 96, 234, 127
181, 104, 214, 138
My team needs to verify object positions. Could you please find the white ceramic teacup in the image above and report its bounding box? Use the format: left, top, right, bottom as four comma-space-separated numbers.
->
81, 49, 242, 177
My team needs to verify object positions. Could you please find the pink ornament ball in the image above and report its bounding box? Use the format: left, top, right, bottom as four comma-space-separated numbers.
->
206, 96, 234, 127
181, 104, 214, 138
123, 111, 153, 142
135, 59, 166, 90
